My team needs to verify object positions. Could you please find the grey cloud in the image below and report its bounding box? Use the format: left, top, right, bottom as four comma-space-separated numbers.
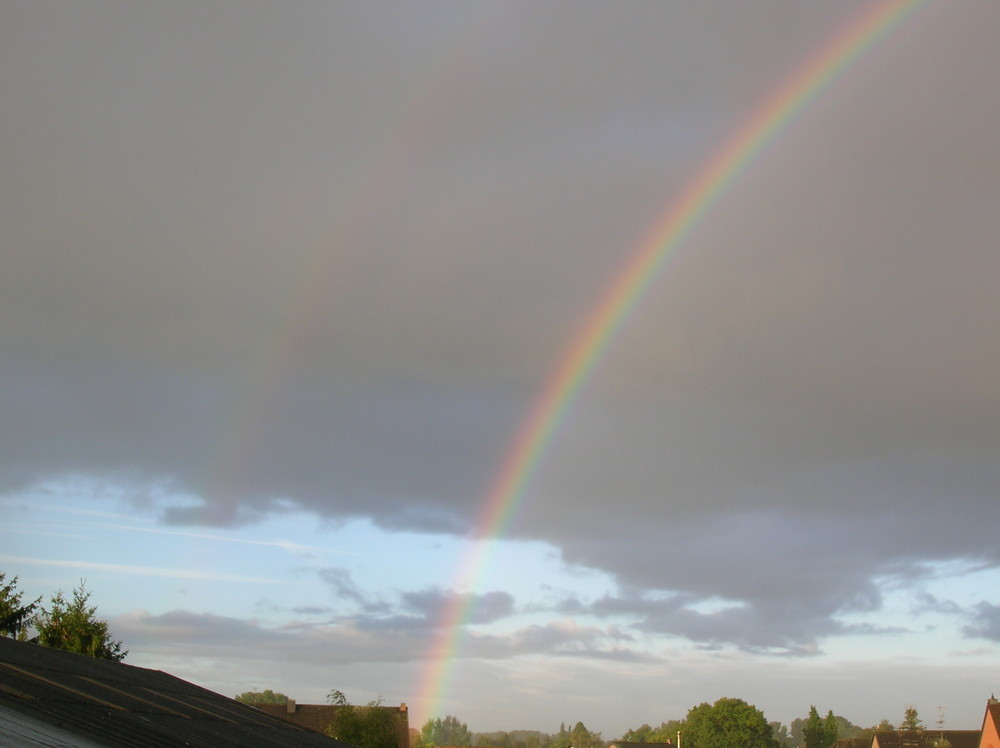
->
112, 606, 639, 665
291, 606, 334, 616
399, 589, 516, 626
318, 568, 367, 606
459, 621, 644, 662
114, 609, 284, 648
963, 603, 1000, 642
5, 0, 1000, 657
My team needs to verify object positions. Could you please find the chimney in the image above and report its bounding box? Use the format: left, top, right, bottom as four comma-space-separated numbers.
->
287, 699, 296, 714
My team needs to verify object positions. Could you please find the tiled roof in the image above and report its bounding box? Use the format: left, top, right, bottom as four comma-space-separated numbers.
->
0, 636, 353, 748
985, 702, 1000, 732
832, 737, 871, 748
874, 730, 981, 748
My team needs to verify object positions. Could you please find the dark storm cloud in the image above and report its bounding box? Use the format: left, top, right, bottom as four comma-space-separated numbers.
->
4, 0, 1000, 657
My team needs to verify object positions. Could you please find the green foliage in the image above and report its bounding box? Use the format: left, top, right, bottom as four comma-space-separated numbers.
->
830, 716, 867, 741
327, 693, 401, 748
34, 581, 126, 661
474, 729, 547, 748
235, 689, 289, 705
328, 689, 350, 706
771, 721, 794, 748
684, 697, 778, 748
823, 712, 838, 748
568, 721, 601, 748
900, 708, 923, 733
422, 715, 473, 747
0, 572, 40, 639
803, 706, 822, 748
799, 707, 839, 748
620, 724, 654, 742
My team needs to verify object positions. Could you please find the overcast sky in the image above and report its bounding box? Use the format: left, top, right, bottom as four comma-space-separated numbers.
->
3, 0, 999, 738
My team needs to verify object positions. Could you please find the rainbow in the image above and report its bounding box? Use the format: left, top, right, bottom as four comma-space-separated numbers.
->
413, 0, 927, 724
196, 7, 506, 525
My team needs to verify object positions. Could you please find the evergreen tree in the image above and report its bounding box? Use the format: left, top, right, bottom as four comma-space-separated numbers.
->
35, 581, 126, 661
0, 572, 40, 639
823, 711, 839, 748
803, 707, 827, 748
899, 707, 924, 748
900, 708, 923, 733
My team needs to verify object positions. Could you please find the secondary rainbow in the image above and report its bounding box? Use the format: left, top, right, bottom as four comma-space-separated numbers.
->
413, 0, 927, 724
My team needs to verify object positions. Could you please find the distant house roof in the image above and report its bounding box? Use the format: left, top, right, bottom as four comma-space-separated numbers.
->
873, 730, 981, 748
0, 636, 353, 748
981, 699, 1000, 748
832, 737, 871, 748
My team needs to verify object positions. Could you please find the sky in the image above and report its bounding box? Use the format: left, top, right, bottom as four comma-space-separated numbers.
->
2, 0, 999, 738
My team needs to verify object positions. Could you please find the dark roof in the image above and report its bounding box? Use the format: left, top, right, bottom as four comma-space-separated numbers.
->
832, 738, 871, 748
873, 731, 981, 748
0, 636, 353, 748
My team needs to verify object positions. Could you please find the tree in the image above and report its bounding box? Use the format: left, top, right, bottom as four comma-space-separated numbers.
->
620, 724, 654, 742
34, 581, 126, 661
900, 708, 923, 733
771, 722, 794, 748
899, 707, 924, 748
327, 693, 401, 748
569, 721, 601, 748
823, 711, 838, 748
1, 572, 40, 639
422, 715, 473, 747
802, 707, 838, 748
684, 697, 778, 748
803, 707, 826, 748
235, 689, 289, 705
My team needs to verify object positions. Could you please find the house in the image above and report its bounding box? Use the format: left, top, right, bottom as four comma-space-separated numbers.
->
871, 730, 981, 748
872, 730, 982, 748
0, 635, 353, 747
979, 697, 1000, 748
256, 700, 411, 748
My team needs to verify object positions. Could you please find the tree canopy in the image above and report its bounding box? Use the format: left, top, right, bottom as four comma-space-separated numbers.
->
421, 715, 473, 747
235, 689, 290, 705
620, 720, 683, 744
326, 692, 401, 748
0, 572, 40, 639
34, 581, 126, 661
684, 698, 778, 748
900, 707, 923, 733
803, 706, 838, 748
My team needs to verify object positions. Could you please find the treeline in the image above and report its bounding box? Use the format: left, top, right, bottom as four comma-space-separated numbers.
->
420, 701, 931, 748
1, 572, 126, 661
418, 716, 602, 748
